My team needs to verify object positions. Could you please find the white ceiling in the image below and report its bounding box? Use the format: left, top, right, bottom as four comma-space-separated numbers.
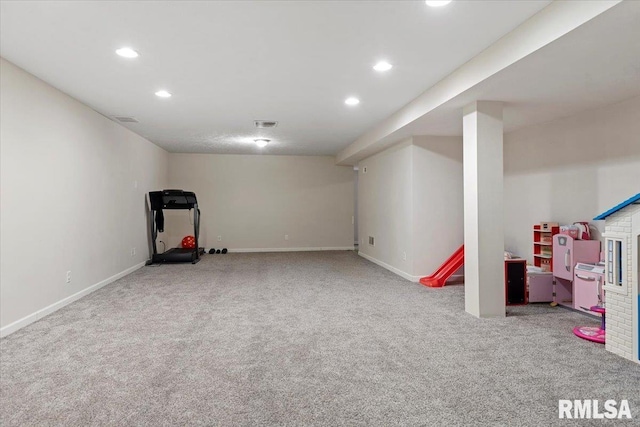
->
0, 0, 551, 155
377, 0, 640, 144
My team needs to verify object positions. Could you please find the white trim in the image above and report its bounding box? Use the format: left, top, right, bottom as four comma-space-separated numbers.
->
603, 232, 629, 296
0, 261, 146, 338
358, 252, 464, 284
358, 252, 419, 282
446, 274, 465, 283
228, 247, 354, 253
632, 211, 639, 363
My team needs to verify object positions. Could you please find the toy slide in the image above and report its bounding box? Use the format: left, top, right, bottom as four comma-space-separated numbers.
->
419, 245, 464, 288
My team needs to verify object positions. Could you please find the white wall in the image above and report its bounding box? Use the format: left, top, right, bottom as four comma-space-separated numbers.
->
0, 58, 169, 333
504, 96, 640, 261
412, 136, 464, 275
167, 154, 354, 251
358, 137, 463, 280
358, 140, 414, 277
358, 97, 638, 283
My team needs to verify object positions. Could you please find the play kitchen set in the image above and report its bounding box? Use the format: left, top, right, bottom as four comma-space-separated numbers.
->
509, 193, 640, 363
526, 222, 602, 306
522, 221, 606, 343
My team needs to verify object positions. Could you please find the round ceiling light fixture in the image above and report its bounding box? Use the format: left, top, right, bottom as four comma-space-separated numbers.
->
345, 97, 360, 106
155, 90, 172, 98
254, 139, 270, 148
373, 61, 393, 72
115, 47, 139, 58
425, 0, 452, 7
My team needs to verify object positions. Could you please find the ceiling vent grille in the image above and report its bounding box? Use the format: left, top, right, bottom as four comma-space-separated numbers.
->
114, 116, 139, 123
254, 120, 278, 128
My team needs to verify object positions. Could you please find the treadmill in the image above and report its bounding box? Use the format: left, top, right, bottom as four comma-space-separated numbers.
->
148, 189, 205, 264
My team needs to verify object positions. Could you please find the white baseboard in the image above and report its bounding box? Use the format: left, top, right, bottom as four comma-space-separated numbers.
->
228, 247, 354, 253
0, 261, 146, 338
358, 252, 421, 282
447, 274, 465, 283
358, 252, 464, 284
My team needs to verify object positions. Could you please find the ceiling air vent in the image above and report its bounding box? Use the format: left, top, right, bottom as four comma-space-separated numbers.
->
254, 120, 278, 128
114, 116, 139, 123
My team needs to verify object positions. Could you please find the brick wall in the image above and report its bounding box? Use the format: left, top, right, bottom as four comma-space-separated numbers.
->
603, 204, 639, 361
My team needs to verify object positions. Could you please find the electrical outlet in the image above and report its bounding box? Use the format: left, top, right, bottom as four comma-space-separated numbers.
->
131, 247, 136, 257
133, 180, 138, 189
285, 234, 289, 241
362, 166, 368, 174
217, 235, 222, 241
66, 271, 72, 283
403, 251, 407, 261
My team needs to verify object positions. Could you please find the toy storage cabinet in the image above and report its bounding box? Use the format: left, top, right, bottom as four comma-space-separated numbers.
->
505, 259, 527, 306
528, 273, 554, 303
552, 235, 601, 308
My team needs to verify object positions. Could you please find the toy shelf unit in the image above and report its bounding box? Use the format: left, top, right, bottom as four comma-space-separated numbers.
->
533, 223, 560, 272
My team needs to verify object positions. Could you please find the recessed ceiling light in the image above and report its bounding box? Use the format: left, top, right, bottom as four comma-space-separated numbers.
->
373, 61, 393, 72
254, 139, 270, 148
155, 90, 172, 98
425, 0, 452, 7
115, 47, 139, 58
345, 97, 360, 106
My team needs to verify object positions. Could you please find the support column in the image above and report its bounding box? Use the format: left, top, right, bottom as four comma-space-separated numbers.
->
463, 101, 505, 318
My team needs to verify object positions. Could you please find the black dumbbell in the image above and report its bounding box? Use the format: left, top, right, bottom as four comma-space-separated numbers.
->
216, 249, 221, 254
221, 248, 228, 254
209, 248, 216, 254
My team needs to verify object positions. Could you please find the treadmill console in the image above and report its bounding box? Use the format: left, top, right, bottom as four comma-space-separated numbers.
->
149, 189, 198, 210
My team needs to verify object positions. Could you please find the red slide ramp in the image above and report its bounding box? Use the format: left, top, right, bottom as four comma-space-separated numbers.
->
419, 245, 464, 288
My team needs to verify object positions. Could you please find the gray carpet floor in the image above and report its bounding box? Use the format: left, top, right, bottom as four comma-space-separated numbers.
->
1, 251, 638, 426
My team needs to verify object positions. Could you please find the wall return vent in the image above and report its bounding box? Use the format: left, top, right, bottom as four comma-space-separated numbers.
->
254, 120, 278, 128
